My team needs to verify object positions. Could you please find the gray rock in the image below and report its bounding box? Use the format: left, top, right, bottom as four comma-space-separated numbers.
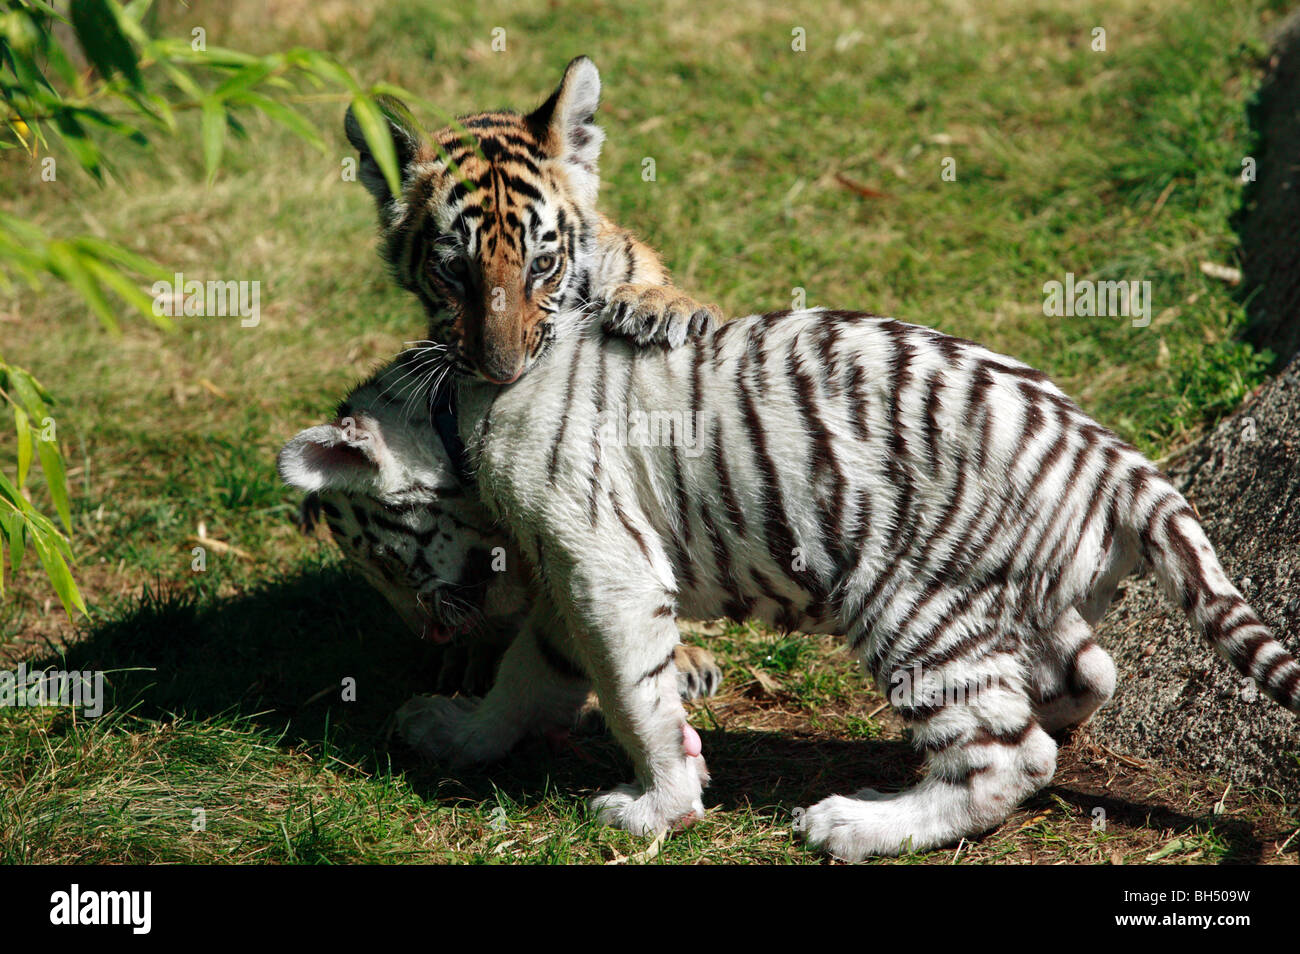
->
1090, 356, 1300, 795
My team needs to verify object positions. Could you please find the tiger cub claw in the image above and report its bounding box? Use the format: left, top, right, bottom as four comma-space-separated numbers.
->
603, 283, 722, 348
674, 644, 723, 700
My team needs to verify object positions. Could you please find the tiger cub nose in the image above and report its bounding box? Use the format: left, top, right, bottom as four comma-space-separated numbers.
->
479, 353, 524, 384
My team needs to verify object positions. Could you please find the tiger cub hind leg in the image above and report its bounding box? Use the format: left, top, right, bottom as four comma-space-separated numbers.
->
801, 640, 1057, 860
602, 283, 722, 349
1029, 608, 1117, 733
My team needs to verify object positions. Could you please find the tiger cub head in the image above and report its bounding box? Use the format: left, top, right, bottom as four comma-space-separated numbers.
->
277, 358, 529, 641
346, 57, 606, 384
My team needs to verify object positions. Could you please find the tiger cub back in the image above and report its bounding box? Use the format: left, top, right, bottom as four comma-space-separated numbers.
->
445, 306, 1299, 858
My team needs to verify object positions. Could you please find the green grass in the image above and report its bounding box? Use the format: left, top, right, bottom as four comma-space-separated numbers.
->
1, 0, 1297, 864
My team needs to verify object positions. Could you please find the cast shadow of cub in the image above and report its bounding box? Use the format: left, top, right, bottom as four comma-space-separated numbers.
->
38, 563, 1272, 859
33, 560, 918, 815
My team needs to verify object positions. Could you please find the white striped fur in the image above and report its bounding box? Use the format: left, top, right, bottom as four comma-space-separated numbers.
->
277, 356, 723, 705
439, 306, 1299, 858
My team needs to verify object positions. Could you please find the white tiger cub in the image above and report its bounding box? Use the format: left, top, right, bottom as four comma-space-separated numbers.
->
418, 306, 1299, 860
277, 354, 724, 705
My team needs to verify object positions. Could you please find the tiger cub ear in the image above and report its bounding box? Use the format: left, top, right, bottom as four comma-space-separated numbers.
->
527, 56, 605, 204
277, 416, 392, 494
344, 95, 425, 222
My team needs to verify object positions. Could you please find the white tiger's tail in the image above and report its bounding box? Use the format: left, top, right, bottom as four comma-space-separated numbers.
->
1126, 467, 1300, 713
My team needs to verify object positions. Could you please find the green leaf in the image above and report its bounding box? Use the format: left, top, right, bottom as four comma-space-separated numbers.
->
287, 49, 359, 92
35, 430, 72, 533
237, 92, 325, 152
7, 364, 55, 409
69, 0, 143, 90
211, 59, 277, 100
0, 511, 24, 572
14, 402, 32, 487
6, 363, 49, 421
50, 108, 103, 180
5, 43, 55, 96
200, 96, 225, 183
45, 241, 122, 334
157, 59, 203, 101
77, 105, 149, 146
71, 236, 169, 282
348, 95, 401, 200
0, 237, 45, 290
21, 0, 70, 21
31, 528, 87, 619
0, 210, 46, 244
0, 470, 33, 514
42, 33, 84, 90
83, 256, 172, 331
116, 0, 157, 46
152, 38, 258, 68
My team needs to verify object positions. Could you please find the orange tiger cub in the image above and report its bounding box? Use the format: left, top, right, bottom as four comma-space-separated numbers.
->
345, 56, 721, 383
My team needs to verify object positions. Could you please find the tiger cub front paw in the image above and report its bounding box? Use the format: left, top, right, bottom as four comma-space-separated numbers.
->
603, 283, 722, 348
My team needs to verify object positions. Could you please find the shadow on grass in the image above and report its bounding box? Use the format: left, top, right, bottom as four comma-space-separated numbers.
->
1044, 787, 1268, 865
33, 564, 920, 811
36, 563, 443, 759
29, 566, 1268, 862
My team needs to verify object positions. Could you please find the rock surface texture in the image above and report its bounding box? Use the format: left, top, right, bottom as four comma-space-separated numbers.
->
1090, 357, 1300, 795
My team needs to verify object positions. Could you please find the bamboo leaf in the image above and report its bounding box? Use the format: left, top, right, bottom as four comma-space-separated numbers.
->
21, 0, 69, 20
35, 431, 72, 533
14, 403, 32, 487
72, 236, 170, 282
157, 59, 203, 100
76, 105, 149, 146
83, 256, 172, 331
0, 470, 35, 516
200, 96, 225, 183
42, 38, 83, 91
237, 92, 325, 152
50, 108, 103, 180
348, 95, 401, 199
153, 38, 258, 68
69, 0, 143, 89
45, 242, 122, 334
8, 364, 55, 408
0, 511, 24, 571
31, 529, 87, 619
288, 49, 359, 92
211, 59, 277, 100
7, 365, 49, 420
